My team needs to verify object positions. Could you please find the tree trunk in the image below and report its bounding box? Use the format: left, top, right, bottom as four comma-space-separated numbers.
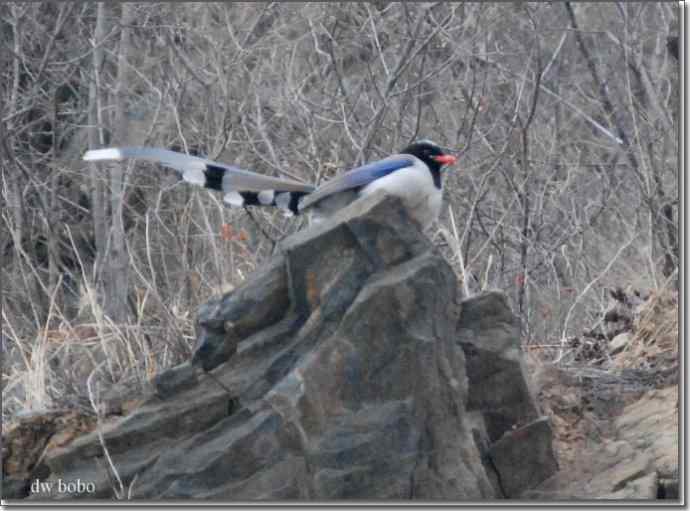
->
103, 2, 136, 322
87, 2, 108, 296
87, 2, 135, 322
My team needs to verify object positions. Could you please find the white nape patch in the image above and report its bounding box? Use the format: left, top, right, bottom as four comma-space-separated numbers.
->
275, 192, 292, 210
83, 148, 124, 161
182, 167, 206, 186
223, 191, 245, 207
257, 190, 275, 205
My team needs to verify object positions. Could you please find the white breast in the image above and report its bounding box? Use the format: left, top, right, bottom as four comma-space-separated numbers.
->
358, 158, 442, 229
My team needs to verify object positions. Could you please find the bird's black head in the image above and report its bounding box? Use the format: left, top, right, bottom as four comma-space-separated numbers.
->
401, 140, 457, 187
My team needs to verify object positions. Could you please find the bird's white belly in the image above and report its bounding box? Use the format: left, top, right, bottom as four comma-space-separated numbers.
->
359, 164, 441, 228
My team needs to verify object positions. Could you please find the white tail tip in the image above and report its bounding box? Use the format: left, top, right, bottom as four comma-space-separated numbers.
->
83, 148, 124, 162
223, 191, 245, 207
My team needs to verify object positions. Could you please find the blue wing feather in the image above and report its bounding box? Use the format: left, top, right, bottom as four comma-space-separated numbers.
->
298, 155, 415, 211
334, 157, 414, 188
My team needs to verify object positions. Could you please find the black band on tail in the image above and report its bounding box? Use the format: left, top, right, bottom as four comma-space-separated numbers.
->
204, 165, 225, 192
203, 164, 309, 214
234, 191, 308, 215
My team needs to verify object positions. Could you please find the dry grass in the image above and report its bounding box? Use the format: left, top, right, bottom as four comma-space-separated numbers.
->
1, 195, 274, 422
2, 300, 198, 422
617, 284, 679, 371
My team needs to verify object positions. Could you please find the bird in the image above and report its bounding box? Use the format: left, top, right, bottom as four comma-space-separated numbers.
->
83, 140, 458, 229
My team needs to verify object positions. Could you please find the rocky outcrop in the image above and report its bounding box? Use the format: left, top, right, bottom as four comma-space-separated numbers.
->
4, 191, 555, 501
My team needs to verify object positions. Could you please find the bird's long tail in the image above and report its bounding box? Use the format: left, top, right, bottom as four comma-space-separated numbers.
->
83, 147, 315, 215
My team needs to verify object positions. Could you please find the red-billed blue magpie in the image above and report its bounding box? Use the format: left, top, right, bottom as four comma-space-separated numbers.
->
83, 140, 457, 228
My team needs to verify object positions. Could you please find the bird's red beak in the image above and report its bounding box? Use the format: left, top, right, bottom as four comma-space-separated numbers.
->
433, 154, 457, 166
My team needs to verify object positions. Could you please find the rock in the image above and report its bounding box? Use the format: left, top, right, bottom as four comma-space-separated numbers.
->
457, 291, 553, 496
2, 410, 96, 499
607, 451, 652, 493
7, 191, 552, 501
488, 417, 559, 498
521, 446, 655, 500
523, 367, 678, 500
2, 412, 59, 499
193, 256, 290, 372
152, 361, 197, 399
614, 387, 678, 479
598, 471, 658, 500
609, 332, 631, 355
458, 292, 541, 443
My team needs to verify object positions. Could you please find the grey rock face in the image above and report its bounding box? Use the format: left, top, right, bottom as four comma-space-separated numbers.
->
15, 191, 554, 501
458, 292, 540, 443
456, 291, 553, 497
488, 417, 558, 497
